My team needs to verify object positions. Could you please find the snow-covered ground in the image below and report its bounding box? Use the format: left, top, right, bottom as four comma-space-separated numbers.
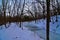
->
0, 15, 60, 40
0, 23, 43, 40
23, 15, 60, 40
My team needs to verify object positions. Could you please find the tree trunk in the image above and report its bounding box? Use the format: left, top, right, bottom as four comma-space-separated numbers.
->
46, 0, 50, 40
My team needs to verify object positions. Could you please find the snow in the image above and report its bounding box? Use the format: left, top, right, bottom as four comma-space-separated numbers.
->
0, 15, 60, 40
0, 23, 43, 40
23, 15, 60, 40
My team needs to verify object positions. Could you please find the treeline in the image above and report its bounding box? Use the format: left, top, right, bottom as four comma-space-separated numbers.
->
0, 0, 60, 18
0, 0, 60, 25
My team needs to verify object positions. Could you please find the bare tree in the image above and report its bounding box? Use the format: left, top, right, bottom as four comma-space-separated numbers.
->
21, 0, 25, 16
0, 6, 2, 17
2, 0, 8, 28
32, 2, 37, 23
25, 2, 34, 18
46, 0, 50, 40
56, 0, 59, 22
42, 0, 45, 19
